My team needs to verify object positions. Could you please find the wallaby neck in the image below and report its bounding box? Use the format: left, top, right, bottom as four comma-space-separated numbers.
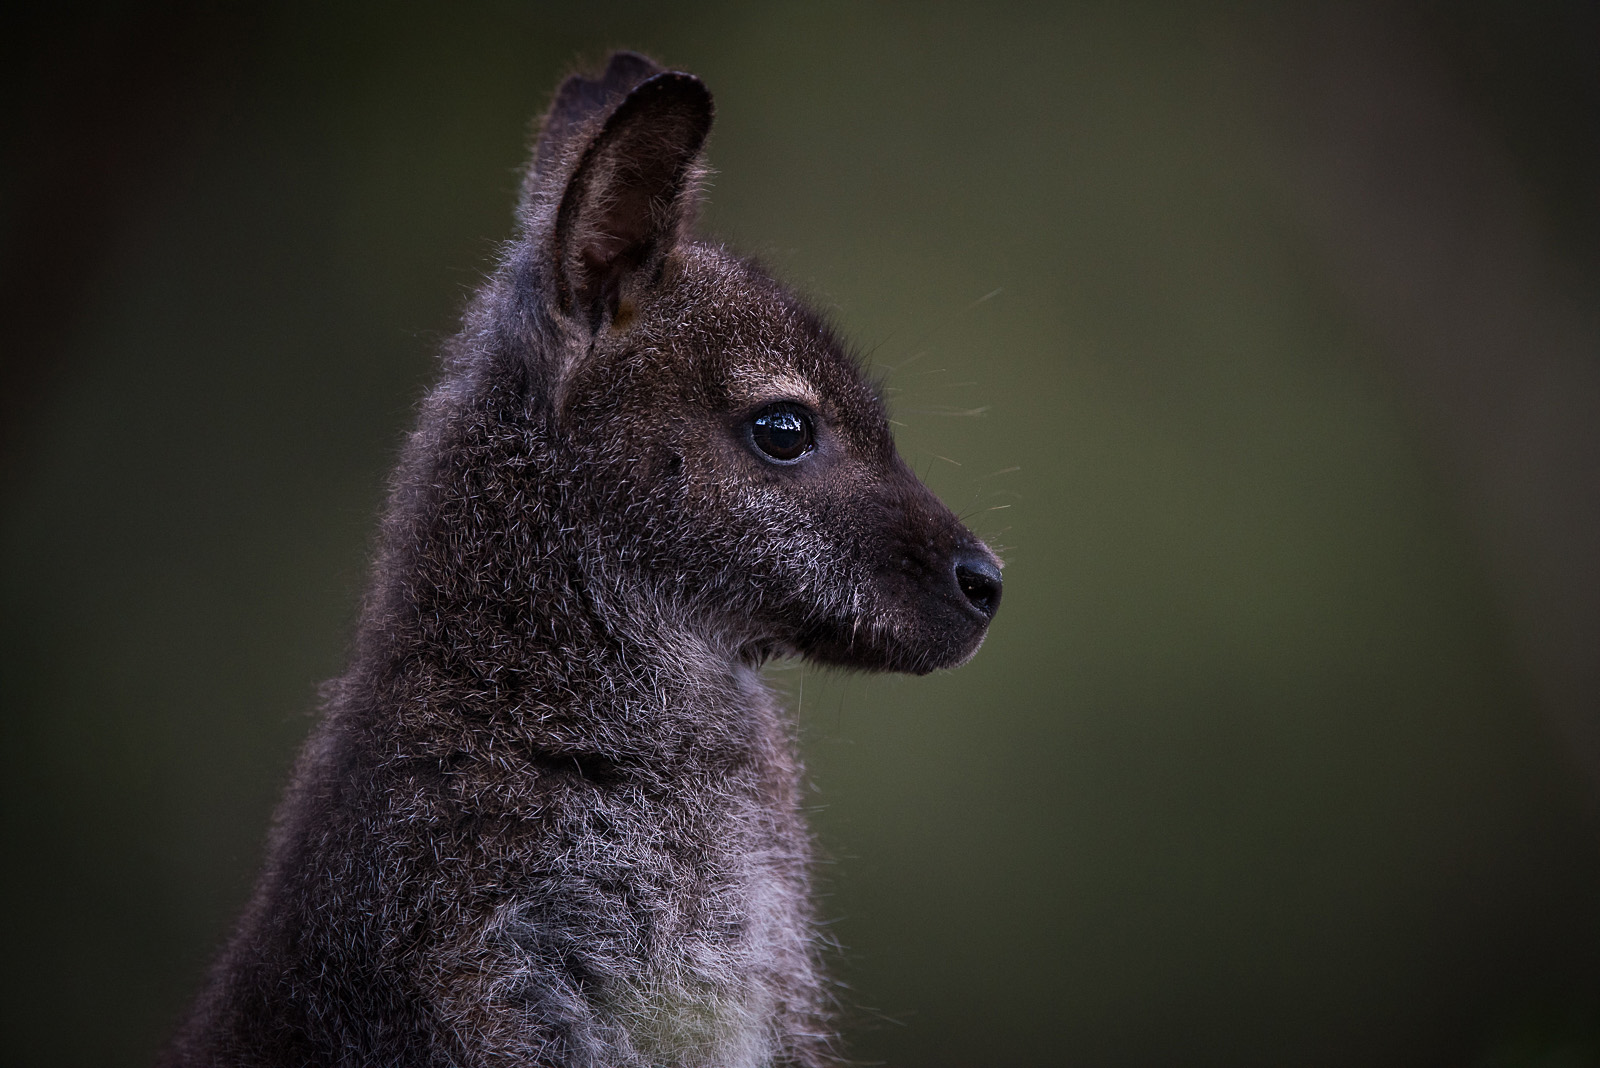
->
337, 371, 772, 772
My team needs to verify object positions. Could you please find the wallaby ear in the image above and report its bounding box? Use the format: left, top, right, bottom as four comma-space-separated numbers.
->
551, 71, 714, 329
534, 51, 663, 180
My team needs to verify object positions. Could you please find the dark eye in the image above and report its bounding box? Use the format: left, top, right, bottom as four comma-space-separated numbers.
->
748, 403, 816, 464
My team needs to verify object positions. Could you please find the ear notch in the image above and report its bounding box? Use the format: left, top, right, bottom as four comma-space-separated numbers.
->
551, 70, 714, 329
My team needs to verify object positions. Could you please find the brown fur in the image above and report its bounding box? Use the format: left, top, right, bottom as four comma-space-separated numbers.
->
162, 52, 1001, 1068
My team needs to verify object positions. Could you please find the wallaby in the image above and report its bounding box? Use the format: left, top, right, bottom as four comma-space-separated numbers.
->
163, 52, 1002, 1068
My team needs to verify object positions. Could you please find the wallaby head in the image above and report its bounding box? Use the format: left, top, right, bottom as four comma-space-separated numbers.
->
475, 51, 1001, 675
164, 51, 1000, 1068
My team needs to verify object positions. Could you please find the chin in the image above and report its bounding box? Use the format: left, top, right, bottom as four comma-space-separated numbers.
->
795, 602, 991, 675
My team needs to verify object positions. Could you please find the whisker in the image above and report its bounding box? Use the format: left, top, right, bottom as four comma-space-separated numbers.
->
963, 287, 1003, 311
902, 405, 990, 417
882, 350, 927, 373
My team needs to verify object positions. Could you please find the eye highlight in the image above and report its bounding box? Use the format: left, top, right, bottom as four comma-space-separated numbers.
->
747, 403, 816, 464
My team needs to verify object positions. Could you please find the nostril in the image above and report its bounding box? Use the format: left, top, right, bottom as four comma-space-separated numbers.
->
953, 552, 1003, 620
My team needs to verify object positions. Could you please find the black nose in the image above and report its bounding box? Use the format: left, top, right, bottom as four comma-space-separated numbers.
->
953, 551, 1003, 620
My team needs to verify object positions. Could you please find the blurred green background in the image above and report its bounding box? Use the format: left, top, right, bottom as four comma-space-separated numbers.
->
4, 3, 1599, 1065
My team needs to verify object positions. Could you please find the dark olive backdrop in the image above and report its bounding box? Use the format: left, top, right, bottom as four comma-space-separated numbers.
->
5, 3, 1599, 1066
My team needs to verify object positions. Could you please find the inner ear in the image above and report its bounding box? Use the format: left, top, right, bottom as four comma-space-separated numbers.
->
553, 72, 714, 329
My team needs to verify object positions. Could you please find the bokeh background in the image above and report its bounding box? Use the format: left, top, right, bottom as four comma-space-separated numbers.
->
4, 3, 1599, 1065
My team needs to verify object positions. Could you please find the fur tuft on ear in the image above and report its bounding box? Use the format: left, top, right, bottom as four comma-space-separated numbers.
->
549, 70, 714, 329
